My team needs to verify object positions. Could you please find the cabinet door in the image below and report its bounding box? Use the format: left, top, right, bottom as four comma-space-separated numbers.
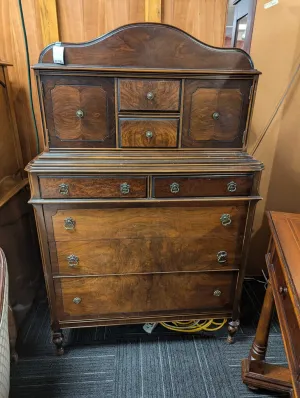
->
41, 76, 115, 148
182, 79, 253, 148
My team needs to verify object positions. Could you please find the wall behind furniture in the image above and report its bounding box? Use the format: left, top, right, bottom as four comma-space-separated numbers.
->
0, 0, 227, 165
247, 0, 300, 274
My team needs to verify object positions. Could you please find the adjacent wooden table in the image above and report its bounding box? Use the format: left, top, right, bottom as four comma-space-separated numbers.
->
242, 211, 300, 397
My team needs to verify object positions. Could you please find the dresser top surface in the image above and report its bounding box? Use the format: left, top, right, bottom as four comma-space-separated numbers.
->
268, 211, 300, 306
26, 150, 263, 174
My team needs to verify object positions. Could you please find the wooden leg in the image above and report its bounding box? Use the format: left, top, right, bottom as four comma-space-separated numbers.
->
8, 305, 18, 362
52, 329, 64, 356
227, 319, 239, 344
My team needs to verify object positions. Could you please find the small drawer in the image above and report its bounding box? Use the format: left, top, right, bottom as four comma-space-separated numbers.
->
119, 118, 178, 148
153, 175, 253, 198
55, 271, 237, 320
39, 176, 147, 199
118, 79, 180, 111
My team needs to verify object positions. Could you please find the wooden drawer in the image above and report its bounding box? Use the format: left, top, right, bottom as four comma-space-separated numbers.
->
41, 76, 116, 148
153, 174, 253, 197
39, 176, 147, 199
270, 252, 300, 377
46, 205, 248, 242
118, 79, 180, 111
119, 118, 178, 148
55, 271, 237, 320
50, 232, 243, 275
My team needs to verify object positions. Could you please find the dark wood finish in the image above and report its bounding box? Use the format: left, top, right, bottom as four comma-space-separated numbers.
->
118, 79, 180, 111
41, 76, 115, 148
119, 118, 178, 148
27, 23, 263, 354
39, 176, 147, 199
153, 174, 253, 198
242, 212, 300, 397
182, 79, 253, 148
55, 272, 238, 320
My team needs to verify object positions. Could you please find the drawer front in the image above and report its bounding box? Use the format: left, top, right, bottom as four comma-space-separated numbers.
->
41, 76, 116, 148
271, 252, 300, 376
47, 205, 248, 242
118, 79, 180, 111
55, 272, 237, 320
182, 79, 253, 148
153, 175, 253, 198
51, 234, 243, 275
119, 118, 178, 148
39, 176, 147, 199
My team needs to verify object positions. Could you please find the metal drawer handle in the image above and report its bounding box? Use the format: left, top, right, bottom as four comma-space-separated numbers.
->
217, 251, 227, 264
58, 183, 69, 195
64, 217, 76, 230
213, 290, 222, 297
145, 130, 153, 140
146, 91, 154, 100
67, 254, 79, 268
170, 182, 180, 194
120, 182, 130, 195
279, 286, 288, 295
76, 109, 84, 118
212, 112, 220, 120
73, 297, 81, 304
227, 181, 237, 193
220, 214, 232, 226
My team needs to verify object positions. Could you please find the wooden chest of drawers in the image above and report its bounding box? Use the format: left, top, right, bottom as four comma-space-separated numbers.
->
26, 23, 263, 354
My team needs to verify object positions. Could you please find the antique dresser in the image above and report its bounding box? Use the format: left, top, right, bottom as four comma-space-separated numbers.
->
26, 23, 263, 354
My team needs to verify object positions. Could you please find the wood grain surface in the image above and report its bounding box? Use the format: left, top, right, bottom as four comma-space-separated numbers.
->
118, 79, 180, 111
40, 176, 147, 199
55, 271, 238, 319
119, 118, 178, 148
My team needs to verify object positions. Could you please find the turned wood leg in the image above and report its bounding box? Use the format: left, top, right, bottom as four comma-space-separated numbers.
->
227, 319, 240, 344
249, 282, 274, 362
52, 329, 64, 355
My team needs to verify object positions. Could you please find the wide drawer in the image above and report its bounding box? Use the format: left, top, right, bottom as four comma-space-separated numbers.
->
118, 79, 180, 111
46, 205, 248, 242
119, 118, 178, 148
39, 176, 147, 199
55, 271, 237, 320
50, 233, 243, 276
153, 175, 253, 197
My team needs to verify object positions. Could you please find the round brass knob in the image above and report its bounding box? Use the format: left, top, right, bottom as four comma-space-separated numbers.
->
212, 112, 220, 120
170, 182, 180, 194
220, 214, 232, 226
76, 109, 84, 118
73, 297, 81, 304
145, 131, 153, 139
67, 254, 79, 268
58, 183, 69, 195
213, 290, 222, 297
227, 181, 237, 193
64, 217, 76, 231
146, 92, 154, 100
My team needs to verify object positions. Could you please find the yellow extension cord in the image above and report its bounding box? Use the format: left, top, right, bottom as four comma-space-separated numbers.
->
160, 318, 227, 333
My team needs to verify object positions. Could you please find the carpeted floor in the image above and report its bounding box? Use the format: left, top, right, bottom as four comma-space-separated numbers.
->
10, 280, 288, 398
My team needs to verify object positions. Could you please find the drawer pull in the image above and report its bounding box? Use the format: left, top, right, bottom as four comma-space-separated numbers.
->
279, 286, 288, 295
146, 91, 154, 100
220, 214, 232, 226
227, 181, 237, 193
76, 109, 84, 118
213, 290, 222, 297
212, 112, 220, 120
58, 183, 69, 196
170, 182, 180, 194
145, 130, 153, 140
64, 217, 76, 230
73, 297, 82, 304
67, 254, 79, 268
217, 251, 228, 264
120, 182, 130, 195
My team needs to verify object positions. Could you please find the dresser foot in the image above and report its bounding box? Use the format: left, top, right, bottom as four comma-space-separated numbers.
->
53, 330, 64, 355
227, 320, 239, 344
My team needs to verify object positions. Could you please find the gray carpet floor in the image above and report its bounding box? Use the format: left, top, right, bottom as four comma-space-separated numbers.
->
10, 281, 288, 398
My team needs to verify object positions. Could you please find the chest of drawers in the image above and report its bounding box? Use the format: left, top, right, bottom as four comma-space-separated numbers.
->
26, 23, 263, 354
